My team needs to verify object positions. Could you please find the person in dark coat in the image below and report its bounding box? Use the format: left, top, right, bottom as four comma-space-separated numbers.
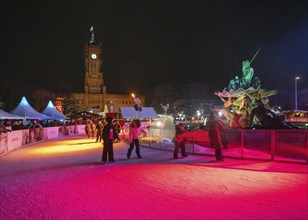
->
205, 113, 225, 162
101, 116, 115, 164
113, 120, 121, 143
96, 120, 104, 142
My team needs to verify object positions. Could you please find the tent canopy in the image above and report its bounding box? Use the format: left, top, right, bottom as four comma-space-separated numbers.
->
10, 97, 51, 120
41, 101, 67, 121
0, 109, 24, 120
120, 107, 158, 119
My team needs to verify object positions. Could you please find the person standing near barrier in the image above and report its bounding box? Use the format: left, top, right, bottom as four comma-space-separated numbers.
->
0, 121, 11, 134
127, 119, 146, 159
205, 113, 225, 162
96, 120, 104, 142
34, 121, 43, 141
86, 120, 96, 138
173, 123, 188, 159
102, 116, 115, 164
113, 120, 121, 143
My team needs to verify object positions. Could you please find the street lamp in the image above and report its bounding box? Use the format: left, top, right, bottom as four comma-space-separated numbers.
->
295, 76, 300, 110
196, 110, 201, 119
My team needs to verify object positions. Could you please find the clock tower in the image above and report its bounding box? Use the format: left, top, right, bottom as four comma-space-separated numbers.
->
84, 27, 106, 94
70, 26, 145, 113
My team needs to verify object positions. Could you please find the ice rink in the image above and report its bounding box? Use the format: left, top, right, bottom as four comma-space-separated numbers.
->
1, 135, 307, 220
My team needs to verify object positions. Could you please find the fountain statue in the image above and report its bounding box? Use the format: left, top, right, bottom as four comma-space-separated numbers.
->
213, 48, 295, 129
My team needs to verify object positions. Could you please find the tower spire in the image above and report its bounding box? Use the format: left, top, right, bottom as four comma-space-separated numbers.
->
90, 26, 95, 44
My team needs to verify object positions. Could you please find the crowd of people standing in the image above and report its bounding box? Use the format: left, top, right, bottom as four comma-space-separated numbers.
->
2, 113, 227, 163
85, 118, 122, 142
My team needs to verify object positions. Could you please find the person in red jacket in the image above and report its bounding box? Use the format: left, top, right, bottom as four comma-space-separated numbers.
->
205, 113, 225, 162
173, 123, 188, 159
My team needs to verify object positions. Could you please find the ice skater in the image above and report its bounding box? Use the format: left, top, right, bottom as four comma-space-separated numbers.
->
96, 120, 104, 142
127, 120, 146, 159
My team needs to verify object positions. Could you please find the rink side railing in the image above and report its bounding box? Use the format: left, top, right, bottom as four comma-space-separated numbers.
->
0, 125, 85, 156
1, 124, 308, 164
138, 127, 308, 164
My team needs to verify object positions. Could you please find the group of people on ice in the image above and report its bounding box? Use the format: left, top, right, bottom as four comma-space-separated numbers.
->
97, 113, 227, 165
173, 113, 226, 162
85, 118, 122, 143
100, 117, 147, 164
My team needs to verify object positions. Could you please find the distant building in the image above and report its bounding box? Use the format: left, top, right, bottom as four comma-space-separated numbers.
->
70, 27, 145, 114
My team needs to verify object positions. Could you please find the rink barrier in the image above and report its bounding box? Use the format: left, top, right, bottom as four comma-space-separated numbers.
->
140, 127, 308, 164
0, 125, 86, 156
1, 124, 308, 164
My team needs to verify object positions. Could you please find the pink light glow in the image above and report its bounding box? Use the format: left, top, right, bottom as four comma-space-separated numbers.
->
1, 135, 307, 219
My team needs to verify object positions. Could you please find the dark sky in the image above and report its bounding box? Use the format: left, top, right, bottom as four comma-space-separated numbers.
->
1, 1, 307, 105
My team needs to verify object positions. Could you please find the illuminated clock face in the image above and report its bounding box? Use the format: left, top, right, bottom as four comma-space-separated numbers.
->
91, 54, 97, 59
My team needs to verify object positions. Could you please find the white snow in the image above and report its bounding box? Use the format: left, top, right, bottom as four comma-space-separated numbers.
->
1, 135, 307, 220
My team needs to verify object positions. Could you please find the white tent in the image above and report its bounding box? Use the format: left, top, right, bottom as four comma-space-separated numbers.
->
10, 97, 51, 120
41, 101, 67, 121
0, 109, 24, 120
120, 107, 158, 119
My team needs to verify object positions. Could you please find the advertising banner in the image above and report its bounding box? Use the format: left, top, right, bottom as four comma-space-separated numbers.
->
7, 130, 23, 152
46, 127, 59, 139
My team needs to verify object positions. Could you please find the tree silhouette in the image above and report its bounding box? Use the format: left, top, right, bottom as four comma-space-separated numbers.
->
151, 84, 180, 114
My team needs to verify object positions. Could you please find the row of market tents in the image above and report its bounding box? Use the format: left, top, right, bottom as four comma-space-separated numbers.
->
0, 97, 159, 121
0, 97, 66, 121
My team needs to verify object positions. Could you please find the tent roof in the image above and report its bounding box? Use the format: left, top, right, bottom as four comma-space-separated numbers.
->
0, 109, 24, 120
41, 101, 67, 120
120, 107, 158, 119
10, 97, 51, 120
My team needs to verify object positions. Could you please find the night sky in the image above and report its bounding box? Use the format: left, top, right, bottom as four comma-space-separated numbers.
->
1, 1, 307, 107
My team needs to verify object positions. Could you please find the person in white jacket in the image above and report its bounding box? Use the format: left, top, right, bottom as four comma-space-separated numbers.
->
127, 120, 146, 159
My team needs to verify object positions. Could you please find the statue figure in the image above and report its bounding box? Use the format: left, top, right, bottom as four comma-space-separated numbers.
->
252, 76, 261, 89
214, 93, 235, 127
249, 99, 274, 129
240, 60, 254, 89
227, 75, 240, 90
226, 49, 261, 91
240, 48, 261, 89
248, 99, 296, 129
